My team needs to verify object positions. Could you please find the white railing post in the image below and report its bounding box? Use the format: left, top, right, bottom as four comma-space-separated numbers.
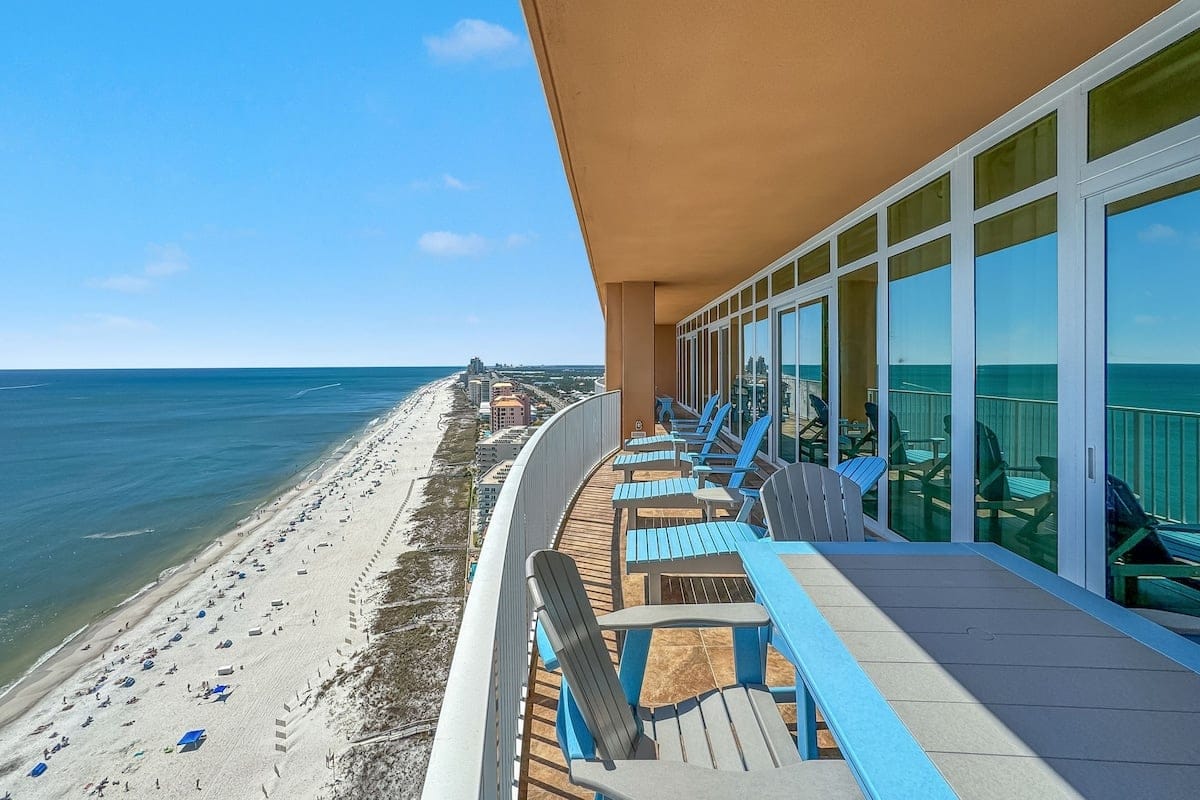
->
423, 390, 621, 799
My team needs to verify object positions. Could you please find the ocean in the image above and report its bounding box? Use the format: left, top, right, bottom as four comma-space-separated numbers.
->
0, 367, 455, 695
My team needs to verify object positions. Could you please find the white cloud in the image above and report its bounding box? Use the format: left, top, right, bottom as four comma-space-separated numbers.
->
465, 314, 481, 325
90, 275, 151, 293
418, 231, 489, 257
144, 243, 189, 276
424, 19, 520, 64
1138, 223, 1178, 243
442, 174, 468, 191
80, 313, 157, 333
504, 233, 534, 248
91, 242, 190, 292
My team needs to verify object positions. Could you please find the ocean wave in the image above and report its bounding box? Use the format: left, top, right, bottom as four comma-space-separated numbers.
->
292, 382, 341, 398
84, 528, 155, 540
0, 382, 49, 391
0, 624, 88, 702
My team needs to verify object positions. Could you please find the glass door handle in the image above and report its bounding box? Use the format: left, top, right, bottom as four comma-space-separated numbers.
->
1087, 446, 1096, 480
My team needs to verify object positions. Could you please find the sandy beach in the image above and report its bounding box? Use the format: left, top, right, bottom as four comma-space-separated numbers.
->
0, 376, 457, 799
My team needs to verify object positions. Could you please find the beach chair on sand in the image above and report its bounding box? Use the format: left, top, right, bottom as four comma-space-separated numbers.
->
627, 457, 886, 602
612, 416, 771, 529
1106, 473, 1200, 605
626, 395, 719, 452
527, 549, 861, 800
613, 404, 732, 481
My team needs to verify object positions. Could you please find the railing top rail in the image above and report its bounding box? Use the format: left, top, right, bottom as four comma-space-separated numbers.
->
422, 390, 619, 800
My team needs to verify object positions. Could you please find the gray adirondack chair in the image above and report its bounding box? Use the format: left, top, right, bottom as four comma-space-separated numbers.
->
761, 462, 866, 543
625, 457, 886, 603
527, 549, 862, 800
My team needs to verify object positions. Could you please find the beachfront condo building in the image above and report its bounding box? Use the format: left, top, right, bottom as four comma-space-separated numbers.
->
467, 378, 484, 406
475, 460, 515, 532
489, 395, 529, 431
426, 3, 1200, 798
475, 426, 534, 477
489, 381, 515, 402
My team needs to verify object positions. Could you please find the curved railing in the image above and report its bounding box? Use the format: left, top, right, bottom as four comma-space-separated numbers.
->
423, 390, 621, 799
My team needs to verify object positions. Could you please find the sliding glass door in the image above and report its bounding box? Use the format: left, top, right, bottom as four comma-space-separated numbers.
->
1091, 166, 1200, 616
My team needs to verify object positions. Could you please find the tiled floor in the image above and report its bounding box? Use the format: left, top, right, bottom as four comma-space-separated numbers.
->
518, 445, 839, 799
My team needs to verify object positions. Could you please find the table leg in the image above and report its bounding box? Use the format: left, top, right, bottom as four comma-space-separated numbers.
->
796, 671, 818, 760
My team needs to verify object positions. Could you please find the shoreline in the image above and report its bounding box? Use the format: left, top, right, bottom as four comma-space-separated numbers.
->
0, 376, 451, 732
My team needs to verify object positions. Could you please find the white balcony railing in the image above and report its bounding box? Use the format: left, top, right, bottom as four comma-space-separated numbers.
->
423, 390, 621, 799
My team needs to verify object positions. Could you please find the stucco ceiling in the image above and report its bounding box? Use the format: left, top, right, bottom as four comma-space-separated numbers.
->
522, 0, 1174, 323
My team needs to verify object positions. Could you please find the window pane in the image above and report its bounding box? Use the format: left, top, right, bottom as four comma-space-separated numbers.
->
754, 277, 769, 303
975, 196, 1058, 570
728, 315, 741, 435
778, 308, 798, 463
838, 215, 878, 267
974, 113, 1057, 209
796, 299, 829, 464
719, 299, 729, 319
1105, 175, 1200, 618
1089, 28, 1200, 161
740, 287, 753, 309
887, 173, 950, 246
754, 310, 770, 453
771, 261, 796, 296
838, 265, 880, 517
730, 293, 739, 313
797, 242, 831, 284
888, 235, 951, 541
735, 311, 754, 438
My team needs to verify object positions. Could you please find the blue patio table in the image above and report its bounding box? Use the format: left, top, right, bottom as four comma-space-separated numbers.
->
736, 539, 1200, 800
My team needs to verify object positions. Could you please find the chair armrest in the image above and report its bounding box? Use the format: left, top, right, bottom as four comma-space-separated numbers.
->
694, 464, 755, 475
689, 451, 737, 463
596, 603, 769, 631
1156, 523, 1200, 534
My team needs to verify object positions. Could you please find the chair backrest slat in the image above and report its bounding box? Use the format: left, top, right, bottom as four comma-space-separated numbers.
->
697, 404, 733, 457
762, 462, 865, 543
729, 414, 772, 490
695, 395, 719, 431
527, 550, 638, 760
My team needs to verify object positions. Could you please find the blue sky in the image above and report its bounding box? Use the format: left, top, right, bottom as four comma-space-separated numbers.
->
0, 3, 603, 368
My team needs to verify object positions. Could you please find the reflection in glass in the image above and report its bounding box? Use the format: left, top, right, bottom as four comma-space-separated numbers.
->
839, 264, 879, 517
1089, 28, 1200, 161
974, 113, 1056, 209
975, 196, 1058, 570
729, 315, 742, 436
755, 307, 770, 453
888, 235, 951, 541
797, 243, 831, 285
838, 216, 878, 267
735, 312, 754, 438
1105, 175, 1200, 618
796, 300, 828, 463
887, 173, 950, 246
778, 308, 798, 462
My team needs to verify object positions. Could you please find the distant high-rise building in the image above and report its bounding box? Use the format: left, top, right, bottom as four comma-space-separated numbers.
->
467, 356, 485, 375
467, 379, 484, 406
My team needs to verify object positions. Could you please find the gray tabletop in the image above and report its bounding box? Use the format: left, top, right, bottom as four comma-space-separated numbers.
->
778, 548, 1200, 798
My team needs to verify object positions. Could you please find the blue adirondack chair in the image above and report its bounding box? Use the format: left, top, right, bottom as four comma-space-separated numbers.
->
612, 404, 732, 481
612, 415, 772, 529
527, 550, 858, 799
624, 395, 719, 452
626, 457, 887, 602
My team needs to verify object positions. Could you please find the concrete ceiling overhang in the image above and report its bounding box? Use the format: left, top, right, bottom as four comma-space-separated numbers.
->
521, 0, 1174, 324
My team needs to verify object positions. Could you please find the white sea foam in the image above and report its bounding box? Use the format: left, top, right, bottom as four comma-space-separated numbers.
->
0, 624, 88, 701
84, 527, 155, 540
292, 382, 341, 398
0, 382, 49, 391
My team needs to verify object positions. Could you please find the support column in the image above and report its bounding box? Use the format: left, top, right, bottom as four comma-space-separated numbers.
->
620, 282, 655, 440
653, 325, 676, 399
604, 283, 623, 392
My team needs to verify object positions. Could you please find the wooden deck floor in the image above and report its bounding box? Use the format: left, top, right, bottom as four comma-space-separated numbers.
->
518, 447, 839, 798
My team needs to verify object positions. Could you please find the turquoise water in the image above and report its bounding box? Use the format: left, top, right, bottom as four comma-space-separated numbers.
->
0, 367, 454, 693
